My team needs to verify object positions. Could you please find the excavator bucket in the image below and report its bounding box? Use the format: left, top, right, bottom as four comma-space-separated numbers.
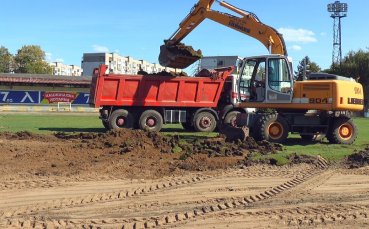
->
158, 43, 202, 69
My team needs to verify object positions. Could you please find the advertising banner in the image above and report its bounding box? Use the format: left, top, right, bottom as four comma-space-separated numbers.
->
0, 90, 90, 105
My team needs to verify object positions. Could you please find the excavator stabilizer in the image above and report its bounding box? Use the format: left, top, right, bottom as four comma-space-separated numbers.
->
159, 43, 202, 69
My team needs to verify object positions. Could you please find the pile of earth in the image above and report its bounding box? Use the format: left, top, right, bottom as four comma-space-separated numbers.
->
54, 129, 282, 158
53, 129, 284, 172
0, 129, 285, 179
345, 147, 369, 168
137, 70, 188, 77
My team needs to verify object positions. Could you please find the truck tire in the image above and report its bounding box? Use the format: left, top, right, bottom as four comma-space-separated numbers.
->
224, 111, 241, 127
139, 110, 163, 132
109, 109, 134, 129
254, 114, 289, 143
327, 118, 357, 144
193, 111, 217, 132
102, 120, 110, 130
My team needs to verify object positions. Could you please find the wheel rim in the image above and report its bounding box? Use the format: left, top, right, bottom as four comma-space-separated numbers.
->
339, 123, 353, 140
116, 117, 126, 127
146, 117, 156, 127
268, 122, 283, 140
199, 116, 212, 129
230, 116, 237, 127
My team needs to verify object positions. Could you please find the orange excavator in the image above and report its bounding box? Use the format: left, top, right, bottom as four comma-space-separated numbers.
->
159, 0, 287, 69
159, 0, 364, 144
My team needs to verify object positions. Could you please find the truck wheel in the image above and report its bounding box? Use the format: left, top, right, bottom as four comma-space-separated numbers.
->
327, 118, 357, 144
194, 111, 217, 132
254, 114, 289, 143
102, 120, 110, 130
109, 109, 134, 129
139, 110, 163, 132
224, 111, 241, 127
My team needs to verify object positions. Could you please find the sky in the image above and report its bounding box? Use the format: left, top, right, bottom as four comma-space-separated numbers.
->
1, 0, 368, 74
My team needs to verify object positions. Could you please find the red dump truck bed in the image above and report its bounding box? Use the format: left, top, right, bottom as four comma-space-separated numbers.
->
90, 65, 233, 108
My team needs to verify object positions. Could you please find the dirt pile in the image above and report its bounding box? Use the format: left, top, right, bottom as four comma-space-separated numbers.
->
0, 129, 286, 179
288, 153, 329, 168
137, 70, 188, 77
345, 147, 369, 168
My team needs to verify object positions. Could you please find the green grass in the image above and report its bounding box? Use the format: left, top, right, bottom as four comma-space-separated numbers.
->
0, 113, 103, 133
1, 113, 368, 164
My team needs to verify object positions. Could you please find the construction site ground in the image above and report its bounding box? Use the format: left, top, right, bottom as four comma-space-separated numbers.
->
1, 129, 369, 228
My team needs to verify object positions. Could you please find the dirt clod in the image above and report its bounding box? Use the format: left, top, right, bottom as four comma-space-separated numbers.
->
346, 147, 369, 168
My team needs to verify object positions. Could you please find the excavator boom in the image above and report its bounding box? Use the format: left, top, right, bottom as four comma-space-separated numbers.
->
159, 0, 287, 69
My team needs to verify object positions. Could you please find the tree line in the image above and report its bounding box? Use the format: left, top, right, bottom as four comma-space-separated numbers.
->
0, 45, 52, 74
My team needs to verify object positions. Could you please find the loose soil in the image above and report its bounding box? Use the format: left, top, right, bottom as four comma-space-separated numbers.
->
1, 130, 369, 228
0, 129, 281, 181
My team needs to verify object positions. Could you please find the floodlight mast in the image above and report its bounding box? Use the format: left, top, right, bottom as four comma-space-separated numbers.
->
327, 1, 348, 66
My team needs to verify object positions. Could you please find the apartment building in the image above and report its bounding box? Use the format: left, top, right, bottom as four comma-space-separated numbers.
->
49, 62, 82, 76
81, 53, 174, 76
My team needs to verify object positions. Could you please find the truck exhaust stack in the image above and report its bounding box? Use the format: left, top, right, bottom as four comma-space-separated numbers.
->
158, 43, 202, 69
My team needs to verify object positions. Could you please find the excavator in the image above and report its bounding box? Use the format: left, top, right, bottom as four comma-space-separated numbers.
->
159, 0, 287, 69
159, 0, 364, 144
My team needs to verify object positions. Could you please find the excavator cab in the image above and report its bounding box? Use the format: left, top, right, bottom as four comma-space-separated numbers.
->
238, 55, 293, 104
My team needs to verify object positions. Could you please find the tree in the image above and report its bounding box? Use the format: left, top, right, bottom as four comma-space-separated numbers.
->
295, 56, 321, 80
0, 46, 14, 73
14, 45, 52, 74
329, 49, 369, 110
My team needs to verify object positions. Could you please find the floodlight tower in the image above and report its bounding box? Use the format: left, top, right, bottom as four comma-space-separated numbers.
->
327, 1, 348, 66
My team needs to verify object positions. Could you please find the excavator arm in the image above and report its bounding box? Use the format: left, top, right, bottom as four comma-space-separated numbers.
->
159, 0, 287, 69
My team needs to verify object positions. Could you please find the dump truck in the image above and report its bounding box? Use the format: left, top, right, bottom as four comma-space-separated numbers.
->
90, 65, 248, 133
158, 0, 364, 144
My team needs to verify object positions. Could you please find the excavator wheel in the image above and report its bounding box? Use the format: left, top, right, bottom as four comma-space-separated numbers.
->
327, 117, 357, 144
109, 109, 134, 129
254, 114, 289, 143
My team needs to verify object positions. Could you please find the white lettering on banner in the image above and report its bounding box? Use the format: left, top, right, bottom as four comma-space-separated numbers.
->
84, 94, 90, 103
0, 92, 9, 102
21, 92, 35, 103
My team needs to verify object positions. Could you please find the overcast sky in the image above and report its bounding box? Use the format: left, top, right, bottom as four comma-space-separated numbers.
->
1, 0, 367, 73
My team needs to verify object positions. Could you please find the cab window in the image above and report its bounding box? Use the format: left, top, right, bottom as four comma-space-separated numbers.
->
268, 58, 291, 93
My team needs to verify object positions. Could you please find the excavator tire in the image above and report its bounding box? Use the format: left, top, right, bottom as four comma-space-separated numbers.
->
327, 117, 357, 144
253, 114, 289, 143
